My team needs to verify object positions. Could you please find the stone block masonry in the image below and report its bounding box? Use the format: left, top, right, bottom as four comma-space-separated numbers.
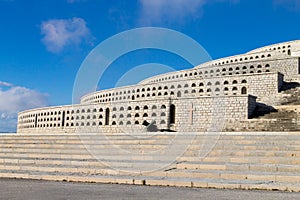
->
17, 40, 300, 133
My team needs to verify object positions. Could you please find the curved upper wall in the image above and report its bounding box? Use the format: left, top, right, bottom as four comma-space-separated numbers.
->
247, 40, 300, 54
80, 40, 299, 104
138, 40, 297, 85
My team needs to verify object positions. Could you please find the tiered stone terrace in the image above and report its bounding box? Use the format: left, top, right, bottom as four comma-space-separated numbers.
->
1, 132, 300, 191
5, 40, 300, 191
17, 40, 300, 133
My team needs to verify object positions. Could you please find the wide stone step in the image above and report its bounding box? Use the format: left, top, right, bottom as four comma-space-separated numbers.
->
206, 149, 300, 157
179, 156, 300, 165
1, 132, 300, 192
1, 169, 300, 192
0, 160, 177, 174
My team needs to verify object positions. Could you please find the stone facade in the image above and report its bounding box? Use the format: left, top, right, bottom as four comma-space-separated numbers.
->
17, 40, 300, 134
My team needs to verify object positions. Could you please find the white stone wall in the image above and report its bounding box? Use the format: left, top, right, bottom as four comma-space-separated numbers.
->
18, 94, 253, 134
17, 40, 300, 134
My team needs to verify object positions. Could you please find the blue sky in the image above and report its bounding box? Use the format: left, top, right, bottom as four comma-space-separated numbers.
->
1, 0, 300, 132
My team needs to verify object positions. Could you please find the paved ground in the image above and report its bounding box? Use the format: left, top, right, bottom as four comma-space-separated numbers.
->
0, 178, 299, 200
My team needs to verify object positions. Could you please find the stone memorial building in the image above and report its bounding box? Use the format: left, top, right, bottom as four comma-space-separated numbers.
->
17, 40, 300, 133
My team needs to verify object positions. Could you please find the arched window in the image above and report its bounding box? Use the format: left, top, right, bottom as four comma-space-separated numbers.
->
241, 87, 247, 94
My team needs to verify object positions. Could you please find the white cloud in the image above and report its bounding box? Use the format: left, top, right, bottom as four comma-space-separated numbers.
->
41, 17, 94, 53
0, 81, 13, 87
138, 0, 239, 25
0, 82, 48, 132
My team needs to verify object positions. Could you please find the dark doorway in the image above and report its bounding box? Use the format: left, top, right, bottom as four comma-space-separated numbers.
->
105, 108, 110, 125
169, 104, 176, 124
34, 114, 37, 128
62, 111, 65, 127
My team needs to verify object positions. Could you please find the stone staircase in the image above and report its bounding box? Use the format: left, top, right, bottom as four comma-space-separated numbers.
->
278, 82, 300, 105
226, 81, 300, 132
1, 132, 300, 192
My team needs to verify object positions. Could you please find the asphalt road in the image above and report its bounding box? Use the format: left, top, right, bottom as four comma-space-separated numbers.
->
0, 178, 299, 200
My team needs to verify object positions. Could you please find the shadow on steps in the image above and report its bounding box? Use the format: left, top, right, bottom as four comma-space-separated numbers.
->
250, 102, 277, 119
280, 81, 300, 92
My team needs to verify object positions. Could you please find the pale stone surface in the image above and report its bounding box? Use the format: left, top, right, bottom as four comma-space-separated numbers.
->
17, 40, 300, 134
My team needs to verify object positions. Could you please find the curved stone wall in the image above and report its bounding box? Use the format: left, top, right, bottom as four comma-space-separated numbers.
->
17, 40, 300, 134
